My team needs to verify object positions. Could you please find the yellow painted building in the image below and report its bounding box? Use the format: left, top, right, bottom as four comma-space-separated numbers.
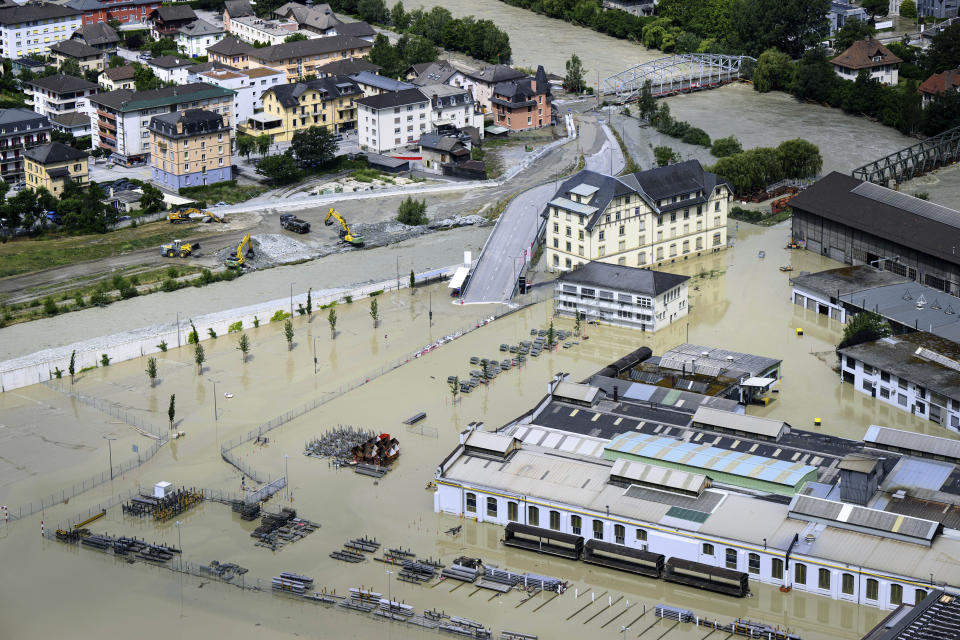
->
247, 35, 370, 82
149, 109, 232, 190
23, 141, 88, 196
238, 76, 361, 142
546, 161, 731, 272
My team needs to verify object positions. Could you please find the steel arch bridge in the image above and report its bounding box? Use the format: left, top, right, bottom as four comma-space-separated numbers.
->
602, 54, 756, 102
852, 125, 960, 186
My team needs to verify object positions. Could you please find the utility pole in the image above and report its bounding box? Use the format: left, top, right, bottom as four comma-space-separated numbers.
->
386, 569, 393, 610
209, 379, 218, 423
284, 454, 289, 500
429, 292, 432, 327
289, 282, 294, 318
176, 311, 181, 348
176, 520, 183, 571
103, 435, 116, 480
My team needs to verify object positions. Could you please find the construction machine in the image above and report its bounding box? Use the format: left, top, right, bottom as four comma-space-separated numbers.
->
324, 208, 364, 246
224, 233, 254, 268
161, 239, 199, 258
280, 213, 310, 234
203, 211, 227, 223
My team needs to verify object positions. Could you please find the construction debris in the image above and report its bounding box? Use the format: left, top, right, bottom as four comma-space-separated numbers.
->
252, 507, 319, 551
121, 487, 204, 522
305, 426, 379, 466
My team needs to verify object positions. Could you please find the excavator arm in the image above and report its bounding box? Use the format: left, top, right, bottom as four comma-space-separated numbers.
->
225, 234, 253, 268
324, 207, 364, 246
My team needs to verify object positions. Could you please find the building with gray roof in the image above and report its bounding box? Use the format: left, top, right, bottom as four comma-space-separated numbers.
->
348, 70, 414, 96
71, 23, 120, 51
0, 108, 52, 183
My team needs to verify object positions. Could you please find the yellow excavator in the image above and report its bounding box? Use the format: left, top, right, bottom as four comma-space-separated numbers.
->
324, 208, 364, 246
161, 239, 199, 258
224, 233, 254, 268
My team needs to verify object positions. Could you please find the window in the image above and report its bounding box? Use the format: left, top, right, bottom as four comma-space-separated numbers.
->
566, 226, 571, 237
614, 524, 625, 544
553, 222, 559, 233
818, 568, 831, 590
713, 232, 722, 246
636, 528, 647, 542
592, 519, 603, 540
842, 573, 854, 595
725, 548, 737, 569
486, 497, 497, 517
915, 589, 927, 604
890, 584, 903, 605
549, 510, 560, 531
571, 515, 582, 535
465, 492, 476, 513
795, 563, 807, 585
866, 579, 879, 600
598, 230, 605, 241
553, 238, 558, 248
619, 226, 625, 236
771, 558, 783, 580
578, 230, 584, 240
748, 553, 760, 575
507, 501, 518, 522
527, 505, 539, 527
714, 201, 720, 211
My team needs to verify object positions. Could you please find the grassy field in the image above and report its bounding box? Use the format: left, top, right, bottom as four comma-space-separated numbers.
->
0, 222, 192, 278
178, 181, 267, 205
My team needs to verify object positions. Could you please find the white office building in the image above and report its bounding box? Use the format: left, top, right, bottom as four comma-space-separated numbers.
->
356, 87, 429, 153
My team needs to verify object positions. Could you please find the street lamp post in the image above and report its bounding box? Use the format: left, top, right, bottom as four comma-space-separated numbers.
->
176, 520, 183, 571
176, 311, 181, 348
208, 379, 219, 423
103, 435, 116, 480
386, 569, 393, 611
620, 625, 630, 640
289, 282, 294, 318
284, 454, 289, 500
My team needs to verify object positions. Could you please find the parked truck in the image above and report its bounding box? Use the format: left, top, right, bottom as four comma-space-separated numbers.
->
280, 213, 310, 234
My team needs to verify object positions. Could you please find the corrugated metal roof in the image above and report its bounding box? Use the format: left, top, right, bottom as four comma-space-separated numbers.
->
864, 425, 960, 460
691, 406, 787, 439
463, 431, 516, 455
549, 197, 597, 216
788, 494, 939, 543
611, 458, 707, 494
852, 181, 960, 229
552, 381, 600, 404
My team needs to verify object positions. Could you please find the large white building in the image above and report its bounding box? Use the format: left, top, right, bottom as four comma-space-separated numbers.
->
417, 84, 484, 133
0, 4, 82, 59
194, 65, 284, 126
356, 87, 429, 154
25, 74, 98, 123
175, 18, 225, 58
555, 262, 689, 331
228, 14, 316, 46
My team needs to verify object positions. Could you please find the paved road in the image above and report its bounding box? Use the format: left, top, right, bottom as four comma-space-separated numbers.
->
462, 115, 625, 304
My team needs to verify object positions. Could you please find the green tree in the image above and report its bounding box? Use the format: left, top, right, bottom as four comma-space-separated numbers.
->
328, 307, 337, 336
236, 133, 255, 160
900, 0, 917, 19
711, 135, 742, 157
391, 0, 410, 29
0, 180, 9, 202
168, 394, 176, 429
839, 312, 891, 350
832, 19, 875, 52
449, 375, 459, 404
653, 145, 679, 166
284, 32, 308, 42
256, 133, 271, 156
793, 48, 837, 102
283, 318, 294, 350
547, 321, 556, 347
358, 0, 388, 23
139, 182, 165, 213
256, 154, 300, 184
194, 342, 206, 374
146, 356, 158, 387
369, 33, 402, 77
369, 297, 379, 326
409, 269, 416, 289
286, 126, 338, 168
187, 320, 199, 344
396, 196, 428, 224
777, 138, 822, 179
238, 333, 250, 362
306, 288, 313, 315
43, 296, 58, 316
69, 349, 76, 383
400, 35, 437, 65
728, 0, 830, 58
924, 21, 960, 75
564, 53, 586, 92
574, 311, 582, 336
752, 48, 795, 93
100, 353, 111, 367
132, 63, 163, 91
637, 80, 657, 120
58, 58, 83, 78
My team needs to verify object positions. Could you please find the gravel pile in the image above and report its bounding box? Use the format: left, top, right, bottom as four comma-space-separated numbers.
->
428, 214, 487, 229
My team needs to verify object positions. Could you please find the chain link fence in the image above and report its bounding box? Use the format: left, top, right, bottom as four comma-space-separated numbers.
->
44, 380, 167, 439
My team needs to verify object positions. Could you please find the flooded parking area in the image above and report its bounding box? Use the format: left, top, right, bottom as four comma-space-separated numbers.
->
0, 218, 937, 640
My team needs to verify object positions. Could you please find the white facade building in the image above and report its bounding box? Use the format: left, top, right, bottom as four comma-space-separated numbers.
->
25, 74, 98, 123
228, 15, 317, 45
356, 88, 429, 154
195, 66, 284, 126
175, 18, 225, 58
147, 55, 195, 84
418, 84, 484, 134
555, 262, 689, 331
0, 4, 82, 59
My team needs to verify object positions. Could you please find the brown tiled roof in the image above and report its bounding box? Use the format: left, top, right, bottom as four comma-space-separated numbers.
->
832, 38, 902, 70
919, 68, 960, 96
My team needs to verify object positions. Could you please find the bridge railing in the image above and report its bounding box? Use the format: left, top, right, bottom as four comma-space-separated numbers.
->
601, 54, 756, 101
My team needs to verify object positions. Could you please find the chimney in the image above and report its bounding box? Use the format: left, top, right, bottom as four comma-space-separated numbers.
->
613, 385, 619, 402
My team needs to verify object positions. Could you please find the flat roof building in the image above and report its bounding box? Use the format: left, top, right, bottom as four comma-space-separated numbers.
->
864, 425, 960, 464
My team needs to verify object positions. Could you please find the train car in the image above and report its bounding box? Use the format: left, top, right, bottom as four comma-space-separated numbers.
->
663, 557, 750, 597
503, 522, 583, 560
582, 539, 664, 578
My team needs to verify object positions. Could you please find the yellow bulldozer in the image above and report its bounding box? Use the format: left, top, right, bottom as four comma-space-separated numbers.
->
161, 239, 199, 258
224, 233, 253, 268
324, 208, 364, 246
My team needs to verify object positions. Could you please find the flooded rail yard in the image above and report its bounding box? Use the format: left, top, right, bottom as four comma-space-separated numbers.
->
0, 218, 936, 640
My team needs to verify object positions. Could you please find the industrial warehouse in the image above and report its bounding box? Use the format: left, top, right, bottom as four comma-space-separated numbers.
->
434, 349, 960, 611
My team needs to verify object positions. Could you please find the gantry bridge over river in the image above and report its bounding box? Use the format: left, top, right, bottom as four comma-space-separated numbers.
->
601, 54, 756, 102
852, 124, 960, 186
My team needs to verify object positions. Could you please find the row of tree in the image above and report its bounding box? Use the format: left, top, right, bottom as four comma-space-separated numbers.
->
368, 33, 438, 79
707, 138, 822, 194
255, 126, 340, 184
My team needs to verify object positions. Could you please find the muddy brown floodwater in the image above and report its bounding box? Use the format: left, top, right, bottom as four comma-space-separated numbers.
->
2, 219, 940, 640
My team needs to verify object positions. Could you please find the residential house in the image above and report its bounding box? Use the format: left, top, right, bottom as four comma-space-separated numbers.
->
555, 262, 689, 331
149, 5, 197, 40
206, 35, 256, 69
828, 1, 867, 35
246, 36, 372, 82
0, 4, 82, 59
176, 19, 225, 58
457, 64, 526, 114
0, 108, 53, 184
25, 74, 98, 122
349, 70, 414, 97
89, 83, 234, 163
50, 112, 92, 138
222, 0, 253, 32
417, 84, 484, 134
148, 55, 195, 84
66, 0, 161, 26
23, 141, 88, 196
601, 0, 655, 16
273, 2, 341, 35
238, 75, 361, 142
356, 88, 430, 153
317, 58, 379, 77
418, 132, 469, 174
332, 21, 376, 42
149, 108, 232, 189
545, 161, 731, 272
919, 68, 960, 106
70, 23, 119, 52
49, 39, 106, 73
409, 60, 460, 87
100, 65, 135, 91
838, 332, 960, 433
228, 15, 317, 46
196, 65, 284, 125
491, 65, 551, 131
832, 38, 902, 85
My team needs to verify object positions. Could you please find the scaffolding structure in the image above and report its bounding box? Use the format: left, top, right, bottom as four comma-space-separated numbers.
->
601, 54, 755, 101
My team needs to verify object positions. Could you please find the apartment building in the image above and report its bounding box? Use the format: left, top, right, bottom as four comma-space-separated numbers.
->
206, 35, 256, 70
491, 65, 551, 131
545, 161, 731, 272
0, 108, 53, 184
49, 39, 106, 73
222, 0, 254, 32
196, 65, 284, 125
273, 2, 341, 35
555, 262, 689, 331
175, 19, 225, 58
238, 75, 361, 142
228, 15, 316, 46
100, 65, 135, 91
90, 83, 234, 164
149, 5, 196, 39
356, 88, 429, 153
417, 84, 484, 133
0, 4, 83, 59
247, 36, 372, 82
70, 23, 120, 52
66, 0, 161, 26
25, 74, 98, 122
24, 141, 88, 196
149, 108, 232, 189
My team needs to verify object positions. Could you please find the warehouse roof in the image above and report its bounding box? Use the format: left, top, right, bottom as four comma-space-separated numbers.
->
551, 381, 601, 404
659, 343, 780, 379
790, 265, 908, 297
788, 494, 939, 545
691, 406, 788, 440
610, 458, 709, 495
840, 282, 960, 342
790, 172, 960, 267
558, 262, 689, 297
839, 334, 960, 401
864, 425, 960, 463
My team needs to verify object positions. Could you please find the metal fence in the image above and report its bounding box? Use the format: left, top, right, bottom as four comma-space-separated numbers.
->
44, 380, 166, 439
